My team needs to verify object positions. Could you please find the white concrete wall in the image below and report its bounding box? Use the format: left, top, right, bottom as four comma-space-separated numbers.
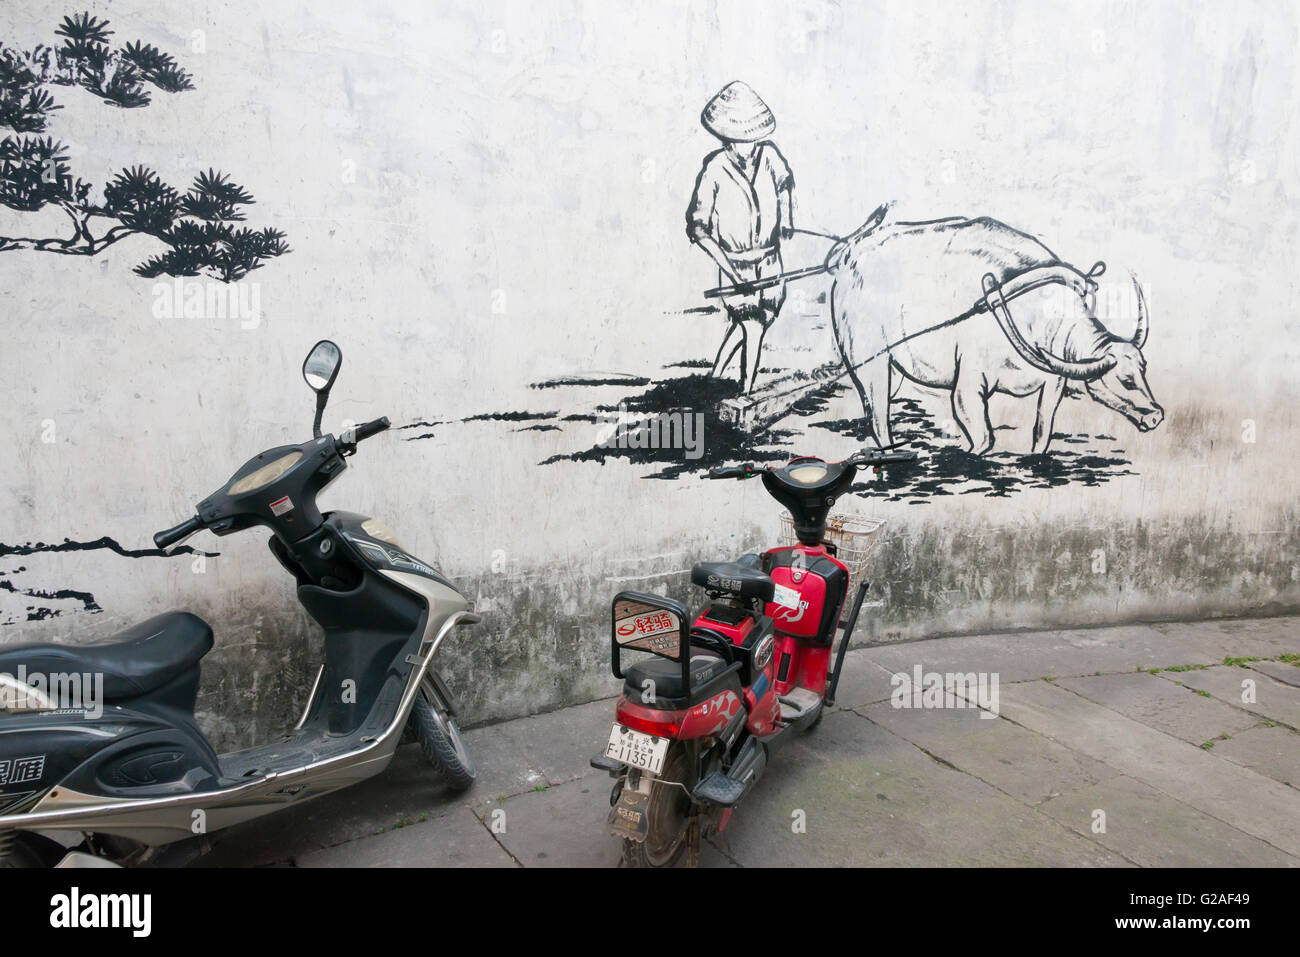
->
2, 0, 1297, 748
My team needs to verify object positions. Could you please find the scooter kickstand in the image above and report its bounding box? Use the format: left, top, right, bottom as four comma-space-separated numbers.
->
687, 813, 701, 868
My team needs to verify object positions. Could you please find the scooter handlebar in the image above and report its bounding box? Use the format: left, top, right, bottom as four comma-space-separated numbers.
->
852, 449, 919, 468
339, 416, 391, 454
353, 416, 390, 443
154, 514, 204, 550
707, 463, 756, 479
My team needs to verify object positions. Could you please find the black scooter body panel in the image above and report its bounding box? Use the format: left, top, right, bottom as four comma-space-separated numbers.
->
0, 698, 221, 810
296, 572, 427, 736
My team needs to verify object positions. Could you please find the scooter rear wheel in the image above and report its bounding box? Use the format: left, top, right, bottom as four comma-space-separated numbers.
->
412, 675, 477, 792
0, 832, 49, 867
621, 748, 691, 868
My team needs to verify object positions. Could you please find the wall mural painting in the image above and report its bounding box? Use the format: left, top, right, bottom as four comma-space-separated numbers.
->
0, 13, 269, 627
0, 13, 289, 281
431, 81, 1165, 501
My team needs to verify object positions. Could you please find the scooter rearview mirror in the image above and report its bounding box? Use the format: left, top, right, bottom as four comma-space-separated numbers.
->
303, 340, 342, 394
303, 340, 342, 439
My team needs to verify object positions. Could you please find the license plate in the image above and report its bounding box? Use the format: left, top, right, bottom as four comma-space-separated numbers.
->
605, 724, 670, 774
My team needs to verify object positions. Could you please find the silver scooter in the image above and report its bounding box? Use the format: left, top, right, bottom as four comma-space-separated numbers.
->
0, 341, 479, 867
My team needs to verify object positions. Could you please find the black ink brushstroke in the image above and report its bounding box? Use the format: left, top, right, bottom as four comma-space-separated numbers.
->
0, 535, 215, 559
460, 410, 557, 424
0, 535, 215, 627
0, 579, 100, 612
527, 368, 1135, 496
540, 373, 798, 480
530, 377, 650, 390
403, 409, 559, 441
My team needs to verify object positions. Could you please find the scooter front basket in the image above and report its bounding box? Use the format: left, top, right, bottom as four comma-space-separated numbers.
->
779, 512, 885, 587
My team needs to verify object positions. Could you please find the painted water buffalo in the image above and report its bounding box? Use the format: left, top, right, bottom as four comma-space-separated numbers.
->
826, 210, 1163, 455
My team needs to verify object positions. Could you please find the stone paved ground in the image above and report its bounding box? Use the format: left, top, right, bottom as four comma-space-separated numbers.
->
194, 617, 1300, 867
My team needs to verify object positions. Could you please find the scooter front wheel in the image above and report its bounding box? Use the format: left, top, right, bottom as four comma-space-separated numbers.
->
411, 674, 477, 792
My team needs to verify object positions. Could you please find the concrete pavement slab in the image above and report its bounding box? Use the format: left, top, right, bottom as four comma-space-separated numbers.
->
458, 721, 550, 803
994, 680, 1300, 857
1249, 660, 1300, 688
470, 773, 741, 868
196, 617, 1300, 868
855, 617, 1300, 690
199, 701, 615, 865
295, 805, 515, 868
861, 698, 1117, 806
472, 777, 622, 868
486, 698, 620, 788
823, 648, 903, 709
1157, 665, 1300, 730
859, 626, 1161, 686
195, 743, 473, 866
1037, 775, 1298, 867
1148, 618, 1300, 660
1209, 725, 1300, 789
1053, 672, 1261, 747
707, 710, 1128, 867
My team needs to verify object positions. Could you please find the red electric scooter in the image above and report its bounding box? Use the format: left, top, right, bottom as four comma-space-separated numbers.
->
591, 448, 917, 866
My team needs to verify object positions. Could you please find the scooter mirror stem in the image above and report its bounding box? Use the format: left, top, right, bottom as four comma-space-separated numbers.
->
312, 389, 329, 440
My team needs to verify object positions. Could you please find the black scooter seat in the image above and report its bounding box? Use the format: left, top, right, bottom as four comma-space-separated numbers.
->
0, 611, 213, 701
691, 561, 775, 602
624, 651, 729, 702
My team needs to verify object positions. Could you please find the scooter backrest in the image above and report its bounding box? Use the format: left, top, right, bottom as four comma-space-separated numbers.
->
611, 591, 691, 694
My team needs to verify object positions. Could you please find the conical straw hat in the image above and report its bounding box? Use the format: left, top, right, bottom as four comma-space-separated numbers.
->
701, 81, 775, 142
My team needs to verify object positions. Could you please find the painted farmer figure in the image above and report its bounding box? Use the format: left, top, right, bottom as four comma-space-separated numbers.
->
687, 82, 795, 394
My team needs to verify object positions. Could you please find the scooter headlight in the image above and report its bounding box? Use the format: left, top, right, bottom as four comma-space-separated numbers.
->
787, 464, 828, 484
228, 451, 302, 495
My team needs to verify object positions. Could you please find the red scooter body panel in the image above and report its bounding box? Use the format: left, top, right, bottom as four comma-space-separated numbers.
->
692, 607, 781, 738
616, 689, 743, 741
743, 678, 780, 737
763, 544, 849, 697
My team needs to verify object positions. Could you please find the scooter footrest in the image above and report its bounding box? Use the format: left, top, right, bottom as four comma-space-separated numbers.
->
590, 754, 624, 774
693, 770, 747, 807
